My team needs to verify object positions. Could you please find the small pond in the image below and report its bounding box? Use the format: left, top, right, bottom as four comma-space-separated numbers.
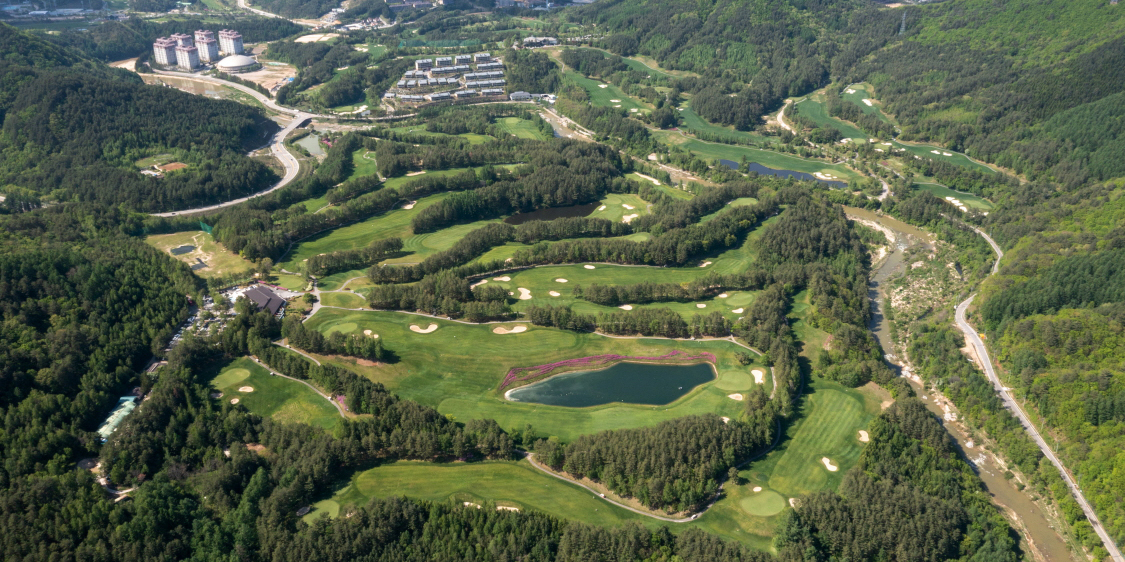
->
506, 362, 715, 407
295, 134, 325, 156
719, 160, 847, 188
503, 202, 600, 225
170, 245, 195, 255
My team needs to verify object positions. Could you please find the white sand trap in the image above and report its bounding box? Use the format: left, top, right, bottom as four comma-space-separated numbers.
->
753, 486, 763, 492
845, 88, 856, 94
619, 304, 633, 310
931, 150, 941, 155
633, 173, 660, 185
598, 84, 607, 88
728, 393, 744, 401
410, 324, 439, 333
630, 108, 638, 113
789, 498, 799, 508
549, 291, 561, 297
609, 99, 621, 103
622, 203, 635, 210
874, 148, 884, 152
517, 288, 532, 300
470, 279, 488, 289
493, 276, 511, 281
363, 329, 381, 339
943, 152, 952, 156
402, 200, 417, 209
613, 104, 621, 108
721, 416, 731, 424
696, 303, 707, 308
555, 278, 568, 283
862, 99, 873, 106
492, 325, 528, 334
597, 205, 606, 211
622, 214, 639, 223
699, 261, 712, 267
718, 293, 728, 298
463, 502, 482, 509
406, 171, 426, 176
732, 308, 744, 314
821, 458, 838, 472
858, 430, 870, 442
230, 398, 240, 404
497, 506, 520, 512
752, 369, 765, 384
239, 386, 254, 393
584, 264, 596, 269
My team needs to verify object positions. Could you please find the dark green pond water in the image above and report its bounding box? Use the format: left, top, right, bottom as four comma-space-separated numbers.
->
506, 362, 715, 407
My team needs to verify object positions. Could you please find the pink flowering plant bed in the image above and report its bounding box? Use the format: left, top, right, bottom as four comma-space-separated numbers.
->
500, 350, 717, 390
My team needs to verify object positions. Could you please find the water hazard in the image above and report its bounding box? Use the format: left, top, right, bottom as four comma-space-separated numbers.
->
505, 362, 715, 407
719, 160, 847, 188
503, 202, 599, 225
295, 134, 325, 156
855, 206, 1076, 561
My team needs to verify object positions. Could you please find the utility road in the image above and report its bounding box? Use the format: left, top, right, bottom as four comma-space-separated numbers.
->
956, 227, 1124, 562
148, 72, 318, 217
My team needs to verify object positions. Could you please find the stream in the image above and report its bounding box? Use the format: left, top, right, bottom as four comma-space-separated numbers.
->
848, 206, 1075, 562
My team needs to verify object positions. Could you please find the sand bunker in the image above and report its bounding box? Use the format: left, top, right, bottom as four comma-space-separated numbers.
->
402, 200, 417, 209
597, 205, 606, 211
555, 278, 568, 283
463, 502, 482, 509
598, 84, 607, 88
862, 99, 873, 106
517, 288, 532, 300
630, 108, 638, 113
584, 264, 596, 269
696, 303, 706, 308
942, 152, 952, 156
619, 304, 633, 310
410, 324, 439, 333
406, 171, 426, 177
470, 279, 489, 289
622, 204, 635, 210
752, 369, 765, 384
497, 506, 520, 512
789, 498, 799, 508
211, 392, 223, 399
239, 386, 254, 393
622, 214, 639, 223
493, 276, 511, 281
728, 393, 744, 401
699, 261, 712, 267
230, 398, 240, 404
609, 99, 621, 103
718, 293, 729, 298
613, 104, 621, 107
753, 486, 763, 492
732, 308, 744, 314
858, 430, 870, 442
845, 88, 856, 94
721, 416, 731, 424
492, 325, 528, 334
363, 329, 380, 339
549, 291, 561, 297
821, 458, 838, 472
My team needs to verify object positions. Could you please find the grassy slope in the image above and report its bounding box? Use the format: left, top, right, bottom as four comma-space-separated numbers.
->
209, 357, 339, 429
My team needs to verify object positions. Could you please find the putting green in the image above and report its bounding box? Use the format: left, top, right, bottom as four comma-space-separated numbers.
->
212, 367, 251, 389
714, 371, 753, 391
739, 490, 786, 517
326, 322, 357, 334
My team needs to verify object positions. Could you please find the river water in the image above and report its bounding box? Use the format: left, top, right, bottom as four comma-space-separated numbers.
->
849, 206, 1075, 562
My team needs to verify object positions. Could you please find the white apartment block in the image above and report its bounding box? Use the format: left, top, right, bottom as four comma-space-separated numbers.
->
153, 38, 177, 66
218, 30, 244, 55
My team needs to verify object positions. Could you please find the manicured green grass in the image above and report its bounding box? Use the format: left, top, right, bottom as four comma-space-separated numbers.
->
657, 134, 862, 181
565, 71, 650, 113
321, 290, 366, 309
384, 125, 495, 145
279, 189, 503, 273
794, 98, 866, 140
209, 357, 340, 429
349, 148, 382, 181
589, 193, 651, 223
840, 83, 897, 126
304, 309, 767, 442
147, 231, 255, 279
893, 142, 997, 174
134, 153, 176, 168
700, 197, 758, 223
494, 117, 547, 140
679, 105, 776, 145
914, 183, 994, 210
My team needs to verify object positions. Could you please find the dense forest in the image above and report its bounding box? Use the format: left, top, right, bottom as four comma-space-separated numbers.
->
0, 24, 279, 212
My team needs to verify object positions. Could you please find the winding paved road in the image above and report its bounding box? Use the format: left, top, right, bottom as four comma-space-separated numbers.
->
148, 72, 318, 217
955, 227, 1124, 562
